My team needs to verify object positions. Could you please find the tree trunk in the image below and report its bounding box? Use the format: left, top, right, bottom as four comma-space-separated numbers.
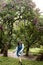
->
26, 44, 30, 56
3, 43, 8, 57
1, 47, 4, 53
3, 50, 8, 57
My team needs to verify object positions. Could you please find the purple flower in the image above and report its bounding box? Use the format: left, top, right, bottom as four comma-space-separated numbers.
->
0, 25, 3, 30
2, 2, 6, 7
33, 18, 37, 25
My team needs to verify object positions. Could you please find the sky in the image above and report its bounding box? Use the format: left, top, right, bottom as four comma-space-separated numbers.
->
33, 0, 43, 13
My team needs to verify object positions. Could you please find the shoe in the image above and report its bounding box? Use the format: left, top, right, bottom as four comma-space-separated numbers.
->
19, 61, 22, 65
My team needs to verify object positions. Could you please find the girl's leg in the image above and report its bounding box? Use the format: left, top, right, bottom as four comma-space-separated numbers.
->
19, 57, 22, 62
19, 56, 22, 65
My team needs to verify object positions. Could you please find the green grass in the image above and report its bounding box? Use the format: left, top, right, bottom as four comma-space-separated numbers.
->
8, 49, 14, 52
0, 56, 43, 65
30, 48, 41, 55
30, 47, 43, 55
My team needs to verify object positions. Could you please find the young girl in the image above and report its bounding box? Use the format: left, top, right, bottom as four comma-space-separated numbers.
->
13, 40, 24, 65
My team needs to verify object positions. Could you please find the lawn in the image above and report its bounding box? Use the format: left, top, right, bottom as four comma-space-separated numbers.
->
0, 56, 43, 65
30, 47, 43, 55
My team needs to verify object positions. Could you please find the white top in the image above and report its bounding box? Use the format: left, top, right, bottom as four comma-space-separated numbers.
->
14, 44, 24, 56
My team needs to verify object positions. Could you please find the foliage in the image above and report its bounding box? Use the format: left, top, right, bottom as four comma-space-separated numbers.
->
0, 0, 42, 56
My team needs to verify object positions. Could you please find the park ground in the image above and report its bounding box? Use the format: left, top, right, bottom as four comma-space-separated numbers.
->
0, 56, 43, 65
0, 47, 43, 65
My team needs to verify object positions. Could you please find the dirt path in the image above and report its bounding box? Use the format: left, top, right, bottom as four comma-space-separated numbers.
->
0, 51, 37, 60
8, 52, 37, 60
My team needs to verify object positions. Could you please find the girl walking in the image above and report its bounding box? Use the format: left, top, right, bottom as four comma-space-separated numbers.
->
13, 40, 24, 65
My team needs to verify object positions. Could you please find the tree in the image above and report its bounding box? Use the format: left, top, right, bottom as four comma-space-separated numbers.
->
0, 1, 15, 56
0, 0, 40, 57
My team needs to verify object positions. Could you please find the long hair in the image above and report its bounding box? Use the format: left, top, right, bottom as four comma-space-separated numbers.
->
18, 42, 19, 46
17, 41, 22, 46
